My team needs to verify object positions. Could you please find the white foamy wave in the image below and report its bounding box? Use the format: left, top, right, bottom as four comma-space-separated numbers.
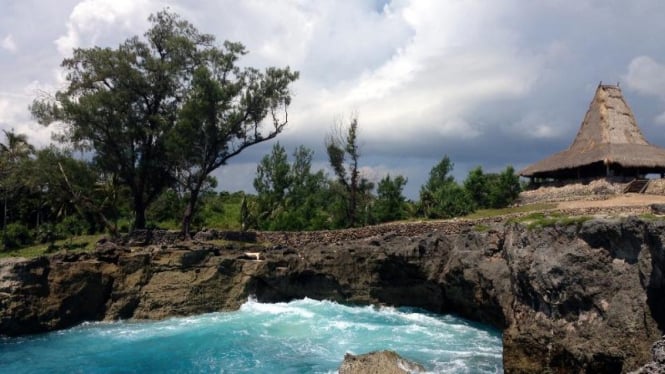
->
240, 298, 315, 319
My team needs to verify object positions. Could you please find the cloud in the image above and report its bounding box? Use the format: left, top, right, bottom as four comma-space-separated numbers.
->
1, 34, 17, 53
55, 0, 164, 56
623, 56, 665, 99
5, 0, 665, 198
623, 56, 665, 125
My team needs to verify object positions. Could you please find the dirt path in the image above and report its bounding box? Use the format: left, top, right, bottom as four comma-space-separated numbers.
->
557, 193, 665, 209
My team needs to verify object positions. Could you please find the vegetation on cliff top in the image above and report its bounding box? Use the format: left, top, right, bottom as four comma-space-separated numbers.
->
0, 10, 522, 253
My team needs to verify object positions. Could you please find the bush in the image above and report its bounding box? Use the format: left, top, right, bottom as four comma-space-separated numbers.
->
2, 223, 34, 250
427, 183, 475, 218
56, 215, 87, 239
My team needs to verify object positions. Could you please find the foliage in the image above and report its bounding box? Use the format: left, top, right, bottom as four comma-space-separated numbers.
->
253, 143, 330, 231
170, 30, 298, 236
419, 156, 474, 218
373, 174, 408, 223
0, 235, 101, 259
32, 10, 298, 234
2, 223, 33, 250
56, 215, 88, 240
463, 165, 522, 210
463, 166, 489, 209
426, 182, 475, 219
488, 166, 521, 208
325, 116, 374, 228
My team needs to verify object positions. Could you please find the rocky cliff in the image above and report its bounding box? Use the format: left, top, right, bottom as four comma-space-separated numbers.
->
1, 217, 663, 373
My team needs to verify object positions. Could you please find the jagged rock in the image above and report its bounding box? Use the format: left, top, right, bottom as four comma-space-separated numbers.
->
338, 350, 425, 374
0, 217, 663, 372
629, 336, 665, 374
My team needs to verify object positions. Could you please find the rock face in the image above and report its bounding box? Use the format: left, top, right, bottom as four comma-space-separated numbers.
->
629, 336, 665, 374
1, 217, 664, 373
338, 350, 425, 374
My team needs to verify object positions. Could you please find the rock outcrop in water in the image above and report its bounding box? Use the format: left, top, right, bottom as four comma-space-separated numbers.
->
338, 350, 425, 374
1, 216, 664, 373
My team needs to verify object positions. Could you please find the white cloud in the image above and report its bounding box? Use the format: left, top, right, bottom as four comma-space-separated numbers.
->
0, 94, 53, 147
4, 0, 665, 195
1, 34, 17, 53
287, 0, 538, 146
623, 56, 665, 99
55, 0, 163, 56
623, 56, 665, 125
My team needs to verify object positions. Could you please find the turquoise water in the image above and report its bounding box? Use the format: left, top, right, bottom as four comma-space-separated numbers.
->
0, 298, 502, 373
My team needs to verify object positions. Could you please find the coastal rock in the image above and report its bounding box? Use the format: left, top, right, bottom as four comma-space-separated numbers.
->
629, 336, 665, 374
0, 217, 663, 372
338, 350, 425, 374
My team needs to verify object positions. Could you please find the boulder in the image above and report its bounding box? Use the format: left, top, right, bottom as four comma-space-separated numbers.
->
650, 204, 665, 215
338, 350, 425, 374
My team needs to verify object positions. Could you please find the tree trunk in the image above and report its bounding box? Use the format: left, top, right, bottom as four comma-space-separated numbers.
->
2, 191, 6, 251
133, 196, 146, 231
181, 188, 200, 240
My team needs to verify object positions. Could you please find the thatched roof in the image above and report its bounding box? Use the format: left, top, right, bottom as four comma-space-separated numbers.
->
520, 84, 665, 178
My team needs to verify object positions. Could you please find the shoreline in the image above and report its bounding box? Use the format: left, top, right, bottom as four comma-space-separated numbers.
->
1, 211, 664, 372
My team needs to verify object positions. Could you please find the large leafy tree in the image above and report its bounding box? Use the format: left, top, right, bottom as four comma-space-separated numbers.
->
31, 11, 194, 229
32, 10, 298, 233
170, 44, 298, 236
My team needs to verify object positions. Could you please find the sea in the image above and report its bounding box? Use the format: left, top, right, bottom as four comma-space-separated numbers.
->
0, 298, 503, 373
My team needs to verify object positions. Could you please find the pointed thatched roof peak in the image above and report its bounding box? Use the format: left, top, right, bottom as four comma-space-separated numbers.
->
520, 84, 665, 178
569, 84, 648, 151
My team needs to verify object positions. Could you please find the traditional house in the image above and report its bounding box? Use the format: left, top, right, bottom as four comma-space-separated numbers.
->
520, 84, 665, 180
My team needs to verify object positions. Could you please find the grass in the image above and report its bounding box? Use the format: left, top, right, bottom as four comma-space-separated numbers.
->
0, 234, 102, 259
472, 223, 491, 232
511, 212, 592, 229
639, 213, 665, 221
464, 203, 557, 220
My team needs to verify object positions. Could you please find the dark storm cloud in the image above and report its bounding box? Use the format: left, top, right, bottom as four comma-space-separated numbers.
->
3, 0, 665, 198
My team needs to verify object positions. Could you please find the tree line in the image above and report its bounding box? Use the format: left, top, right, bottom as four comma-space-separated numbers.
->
0, 10, 521, 251
0, 117, 520, 250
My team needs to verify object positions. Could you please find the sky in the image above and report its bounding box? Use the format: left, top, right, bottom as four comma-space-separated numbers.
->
2, 0, 665, 199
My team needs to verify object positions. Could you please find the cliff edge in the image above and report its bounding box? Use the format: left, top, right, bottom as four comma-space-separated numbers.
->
1, 216, 663, 373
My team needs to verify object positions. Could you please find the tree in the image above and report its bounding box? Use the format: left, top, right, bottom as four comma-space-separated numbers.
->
325, 116, 373, 228
286, 146, 329, 230
419, 156, 474, 218
171, 42, 298, 236
373, 174, 408, 223
487, 166, 521, 208
32, 10, 264, 231
253, 143, 291, 227
462, 165, 521, 210
253, 143, 329, 230
464, 166, 489, 209
0, 130, 35, 249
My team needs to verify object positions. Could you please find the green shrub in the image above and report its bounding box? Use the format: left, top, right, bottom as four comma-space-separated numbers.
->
2, 223, 34, 250
56, 215, 87, 239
